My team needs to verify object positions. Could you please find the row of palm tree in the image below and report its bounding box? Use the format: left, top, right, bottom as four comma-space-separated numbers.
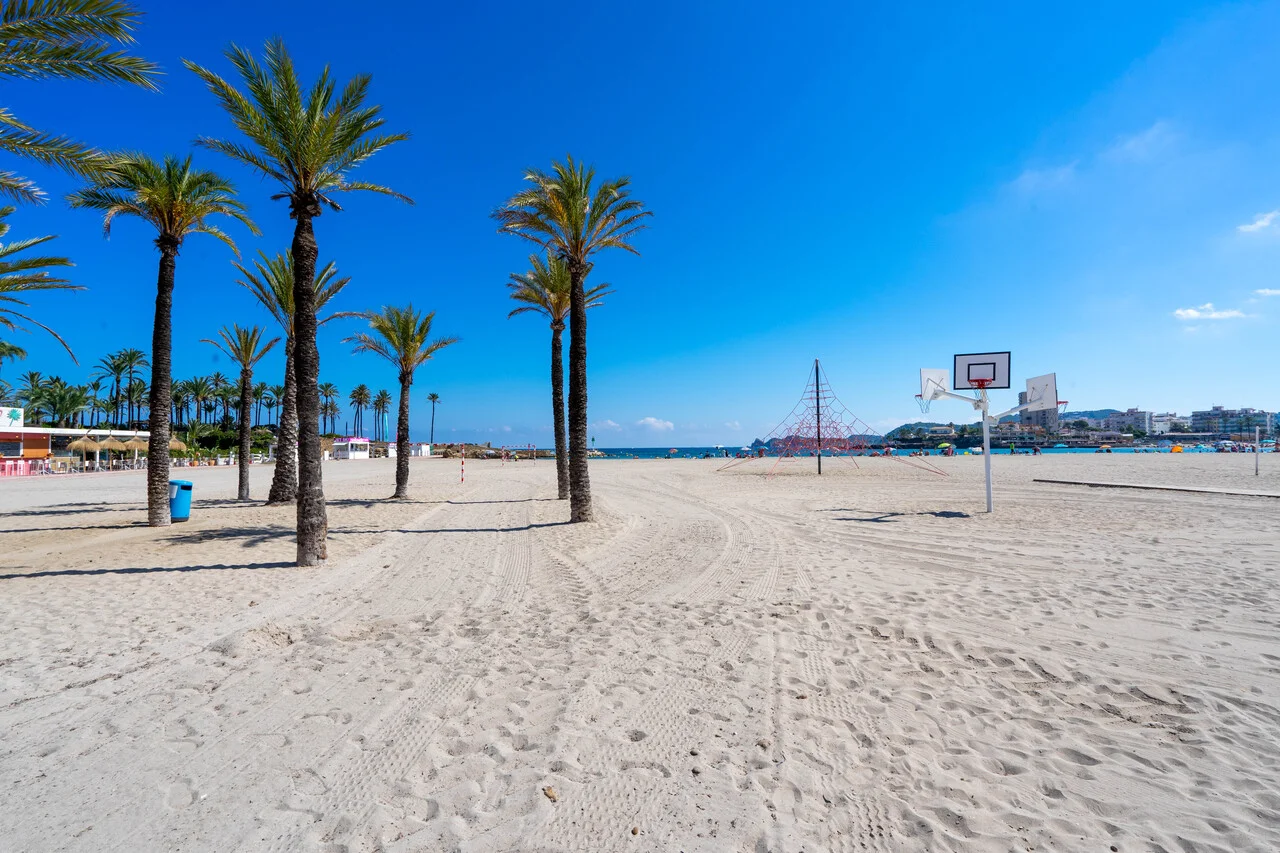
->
4, 6, 647, 563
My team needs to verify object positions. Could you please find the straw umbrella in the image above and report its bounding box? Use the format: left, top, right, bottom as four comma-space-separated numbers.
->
68, 435, 101, 471
125, 434, 148, 466
100, 435, 126, 470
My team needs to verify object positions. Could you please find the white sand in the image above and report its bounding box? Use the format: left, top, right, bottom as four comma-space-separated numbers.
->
2, 453, 1278, 852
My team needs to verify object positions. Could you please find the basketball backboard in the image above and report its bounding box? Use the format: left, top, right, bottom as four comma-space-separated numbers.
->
919, 368, 949, 401
1023, 373, 1058, 412
953, 351, 1011, 390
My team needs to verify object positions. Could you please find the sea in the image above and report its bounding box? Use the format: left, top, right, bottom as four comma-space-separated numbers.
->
593, 445, 1246, 459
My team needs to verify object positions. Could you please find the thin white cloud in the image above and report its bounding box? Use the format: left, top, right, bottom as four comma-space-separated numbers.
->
724, 420, 741, 430
1103, 121, 1174, 162
593, 419, 622, 431
1008, 162, 1076, 194
1255, 288, 1280, 297
1173, 302, 1246, 320
1238, 211, 1279, 233
637, 416, 674, 431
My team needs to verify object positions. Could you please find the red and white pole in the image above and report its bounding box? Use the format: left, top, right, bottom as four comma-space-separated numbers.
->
460, 443, 465, 483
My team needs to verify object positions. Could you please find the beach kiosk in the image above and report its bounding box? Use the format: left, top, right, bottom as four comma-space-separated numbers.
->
333, 437, 371, 460
410, 443, 432, 457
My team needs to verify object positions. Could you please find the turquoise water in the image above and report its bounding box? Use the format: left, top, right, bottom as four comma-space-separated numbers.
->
595, 445, 1247, 459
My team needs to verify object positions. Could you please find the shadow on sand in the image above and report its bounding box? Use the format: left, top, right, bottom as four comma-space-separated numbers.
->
822, 508, 971, 523
0, 560, 296, 581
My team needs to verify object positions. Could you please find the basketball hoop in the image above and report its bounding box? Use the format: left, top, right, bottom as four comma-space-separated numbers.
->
969, 378, 994, 392
915, 394, 930, 414
1057, 399, 1069, 416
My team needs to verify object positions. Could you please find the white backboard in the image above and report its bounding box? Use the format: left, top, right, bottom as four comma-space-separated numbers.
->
1023, 373, 1058, 412
953, 352, 1011, 390
919, 369, 949, 401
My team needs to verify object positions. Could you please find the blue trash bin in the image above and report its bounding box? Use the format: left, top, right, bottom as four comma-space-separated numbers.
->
169, 479, 193, 522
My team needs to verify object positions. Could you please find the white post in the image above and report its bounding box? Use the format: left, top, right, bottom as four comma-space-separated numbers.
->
1257, 426, 1261, 476
981, 393, 993, 512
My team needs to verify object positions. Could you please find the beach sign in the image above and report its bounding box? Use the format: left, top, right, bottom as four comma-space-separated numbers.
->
2, 407, 22, 429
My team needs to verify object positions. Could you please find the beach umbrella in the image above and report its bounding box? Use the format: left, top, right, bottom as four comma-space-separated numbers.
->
169, 438, 188, 451
67, 435, 101, 452
99, 436, 127, 452
124, 436, 148, 451
937, 442, 952, 448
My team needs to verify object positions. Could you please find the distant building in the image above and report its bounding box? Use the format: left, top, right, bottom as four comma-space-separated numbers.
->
1104, 408, 1153, 434
1190, 406, 1275, 435
926, 425, 956, 437
1018, 391, 1060, 433
1150, 413, 1189, 434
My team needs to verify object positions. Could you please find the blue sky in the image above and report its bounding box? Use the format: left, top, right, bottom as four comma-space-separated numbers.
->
5, 1, 1279, 444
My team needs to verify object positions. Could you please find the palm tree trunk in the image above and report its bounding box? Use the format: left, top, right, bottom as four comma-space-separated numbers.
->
146, 238, 178, 527
267, 343, 298, 504
237, 367, 253, 501
566, 260, 593, 522
429, 402, 435, 444
394, 374, 411, 499
291, 202, 327, 565
550, 322, 569, 500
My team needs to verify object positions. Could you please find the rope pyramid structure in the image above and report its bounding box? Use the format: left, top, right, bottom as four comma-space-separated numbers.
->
719, 359, 877, 475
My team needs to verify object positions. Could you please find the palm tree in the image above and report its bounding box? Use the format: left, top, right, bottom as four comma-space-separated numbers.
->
507, 253, 612, 500
91, 350, 125, 425
186, 375, 213, 425
372, 388, 391, 443
260, 391, 276, 428
69, 153, 254, 525
0, 339, 25, 377
252, 380, 268, 425
0, 1, 159, 204
349, 383, 370, 437
0, 206, 80, 357
187, 37, 410, 565
235, 250, 352, 504
320, 400, 339, 435
318, 382, 338, 434
202, 325, 279, 500
345, 306, 457, 499
426, 392, 439, 446
493, 156, 650, 522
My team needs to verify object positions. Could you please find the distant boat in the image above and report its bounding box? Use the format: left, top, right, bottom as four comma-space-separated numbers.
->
1053, 443, 1067, 448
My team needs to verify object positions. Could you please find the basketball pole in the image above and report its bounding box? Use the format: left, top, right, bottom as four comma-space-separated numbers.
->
1257, 427, 1261, 476
980, 389, 993, 512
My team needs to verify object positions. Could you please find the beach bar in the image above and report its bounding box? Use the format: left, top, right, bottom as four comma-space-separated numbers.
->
333, 437, 371, 460
0, 424, 152, 475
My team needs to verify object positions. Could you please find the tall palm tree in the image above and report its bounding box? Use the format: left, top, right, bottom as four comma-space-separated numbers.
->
69, 154, 254, 525
260, 390, 276, 428
0, 205, 80, 357
318, 382, 338, 434
345, 306, 457, 499
320, 399, 339, 435
202, 325, 279, 500
187, 37, 410, 565
186, 375, 213, 425
115, 347, 147, 425
252, 380, 268, 425
507, 253, 612, 500
91, 350, 124, 425
426, 392, 439, 445
493, 156, 650, 522
235, 250, 352, 504
349, 383, 370, 437
0, 0, 159, 204
372, 388, 391, 443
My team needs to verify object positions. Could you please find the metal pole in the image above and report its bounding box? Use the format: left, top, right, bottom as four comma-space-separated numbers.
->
814, 359, 822, 475
981, 390, 993, 512
1257, 426, 1261, 476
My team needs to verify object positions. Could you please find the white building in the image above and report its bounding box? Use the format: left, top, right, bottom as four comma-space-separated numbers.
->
1104, 408, 1153, 433
332, 438, 370, 460
1150, 413, 1189, 435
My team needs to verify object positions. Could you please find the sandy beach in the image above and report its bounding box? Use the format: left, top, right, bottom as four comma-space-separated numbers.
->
2, 453, 1278, 852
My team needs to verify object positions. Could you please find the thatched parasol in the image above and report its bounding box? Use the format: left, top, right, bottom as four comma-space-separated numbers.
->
124, 436, 149, 452
67, 435, 101, 452
169, 438, 188, 451
99, 436, 127, 452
